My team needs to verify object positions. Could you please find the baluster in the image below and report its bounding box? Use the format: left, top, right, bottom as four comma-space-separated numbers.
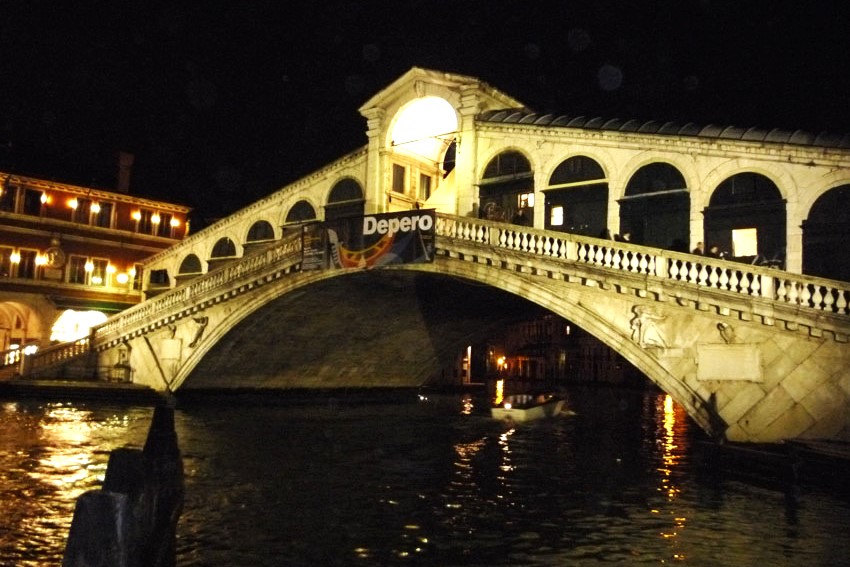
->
708, 266, 719, 288
639, 254, 648, 274
836, 290, 849, 315
669, 259, 680, 280
775, 277, 787, 304
823, 287, 835, 313
800, 284, 812, 308
543, 237, 552, 257
595, 246, 606, 266
603, 247, 612, 268
811, 286, 824, 310
686, 262, 698, 285
728, 270, 740, 293
578, 243, 587, 263
717, 268, 728, 290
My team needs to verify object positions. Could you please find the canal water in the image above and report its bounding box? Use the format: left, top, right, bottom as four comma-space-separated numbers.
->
1, 386, 849, 566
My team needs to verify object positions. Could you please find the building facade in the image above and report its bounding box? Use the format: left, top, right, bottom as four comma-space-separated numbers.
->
0, 171, 190, 354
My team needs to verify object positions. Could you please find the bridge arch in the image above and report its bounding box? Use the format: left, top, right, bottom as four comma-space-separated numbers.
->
478, 149, 535, 223
177, 254, 203, 277
386, 96, 459, 164
802, 183, 850, 281
543, 154, 609, 237
246, 220, 276, 243
284, 199, 318, 225
620, 161, 690, 249
326, 177, 364, 220
209, 235, 239, 260
162, 258, 716, 435
704, 172, 786, 262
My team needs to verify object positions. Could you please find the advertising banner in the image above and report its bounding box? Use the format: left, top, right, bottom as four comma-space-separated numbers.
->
302, 209, 436, 270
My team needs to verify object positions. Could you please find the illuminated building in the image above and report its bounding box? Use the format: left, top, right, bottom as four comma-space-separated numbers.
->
0, 168, 190, 351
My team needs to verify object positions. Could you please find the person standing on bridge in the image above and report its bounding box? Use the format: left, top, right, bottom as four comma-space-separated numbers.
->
692, 241, 705, 255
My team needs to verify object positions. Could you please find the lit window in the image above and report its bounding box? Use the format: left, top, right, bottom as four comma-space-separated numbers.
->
550, 205, 564, 226
519, 192, 535, 208
732, 228, 758, 257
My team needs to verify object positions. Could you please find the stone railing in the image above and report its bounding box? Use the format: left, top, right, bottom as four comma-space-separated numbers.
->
435, 214, 850, 316
92, 233, 304, 348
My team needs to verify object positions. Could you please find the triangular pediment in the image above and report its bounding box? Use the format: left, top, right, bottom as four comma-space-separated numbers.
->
358, 67, 527, 117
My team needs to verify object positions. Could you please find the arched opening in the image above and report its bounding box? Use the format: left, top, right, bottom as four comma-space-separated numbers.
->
49, 309, 108, 342
325, 179, 364, 221
620, 163, 689, 250
246, 220, 275, 243
479, 150, 534, 224
703, 173, 786, 264
0, 301, 41, 351
390, 97, 457, 165
544, 155, 608, 237
285, 200, 317, 224
210, 237, 237, 259
802, 184, 850, 281
178, 254, 203, 275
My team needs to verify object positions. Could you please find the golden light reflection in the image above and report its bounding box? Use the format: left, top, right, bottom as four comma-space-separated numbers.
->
654, 394, 690, 560
460, 394, 474, 415
494, 378, 504, 406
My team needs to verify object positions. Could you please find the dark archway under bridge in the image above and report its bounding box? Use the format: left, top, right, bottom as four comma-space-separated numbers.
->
180, 271, 543, 391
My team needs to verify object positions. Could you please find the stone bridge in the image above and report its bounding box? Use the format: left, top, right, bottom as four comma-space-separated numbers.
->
23, 213, 850, 444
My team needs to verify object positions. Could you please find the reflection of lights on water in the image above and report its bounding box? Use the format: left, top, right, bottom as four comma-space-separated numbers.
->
460, 394, 474, 415
495, 379, 504, 406
655, 394, 687, 557
498, 428, 515, 473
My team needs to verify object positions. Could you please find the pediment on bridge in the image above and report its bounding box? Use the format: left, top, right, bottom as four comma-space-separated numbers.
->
358, 66, 526, 119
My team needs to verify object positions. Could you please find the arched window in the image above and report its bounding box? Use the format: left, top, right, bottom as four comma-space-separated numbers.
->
326, 179, 364, 221
620, 163, 689, 249
178, 254, 202, 274
285, 200, 317, 224
545, 156, 607, 237
479, 150, 534, 223
246, 220, 275, 242
704, 173, 785, 262
803, 184, 850, 281
210, 237, 237, 259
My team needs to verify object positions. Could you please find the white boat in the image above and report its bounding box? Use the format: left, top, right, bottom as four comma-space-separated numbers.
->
491, 393, 566, 423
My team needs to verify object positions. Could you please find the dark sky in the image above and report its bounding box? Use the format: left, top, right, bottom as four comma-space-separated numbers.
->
1, 1, 849, 225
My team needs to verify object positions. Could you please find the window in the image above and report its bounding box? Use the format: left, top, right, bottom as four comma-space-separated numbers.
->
392, 164, 406, 193
0, 246, 13, 277
0, 184, 16, 211
156, 213, 173, 237
419, 174, 432, 201
23, 189, 43, 216
68, 256, 87, 284
17, 249, 37, 279
732, 228, 758, 257
73, 198, 92, 224
550, 206, 564, 226
519, 192, 535, 208
93, 202, 113, 228
67, 256, 109, 285
137, 209, 154, 234
89, 258, 108, 286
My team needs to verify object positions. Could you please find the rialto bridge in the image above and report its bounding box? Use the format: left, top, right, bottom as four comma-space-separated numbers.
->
9, 67, 850, 444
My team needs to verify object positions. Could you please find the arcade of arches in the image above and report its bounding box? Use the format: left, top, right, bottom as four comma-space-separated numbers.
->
479, 149, 849, 280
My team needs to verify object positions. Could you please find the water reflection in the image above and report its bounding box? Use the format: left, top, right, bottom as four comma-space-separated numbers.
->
2, 390, 850, 566
0, 402, 151, 565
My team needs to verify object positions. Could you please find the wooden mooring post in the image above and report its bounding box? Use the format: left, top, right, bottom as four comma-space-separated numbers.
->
62, 405, 184, 567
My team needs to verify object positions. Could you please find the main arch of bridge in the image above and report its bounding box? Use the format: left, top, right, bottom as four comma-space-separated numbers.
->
107, 222, 850, 446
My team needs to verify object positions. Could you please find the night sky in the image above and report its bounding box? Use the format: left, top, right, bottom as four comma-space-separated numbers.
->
1, 1, 849, 226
